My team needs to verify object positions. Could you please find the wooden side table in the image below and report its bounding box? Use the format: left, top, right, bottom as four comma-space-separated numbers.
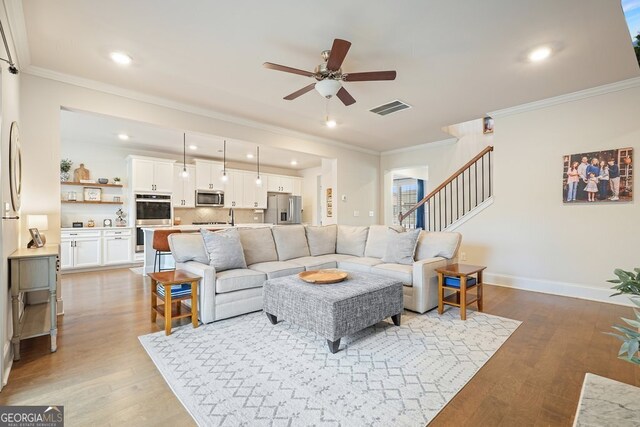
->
435, 263, 486, 320
149, 270, 201, 335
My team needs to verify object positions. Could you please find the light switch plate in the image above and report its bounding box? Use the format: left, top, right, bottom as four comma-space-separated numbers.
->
369, 211, 374, 217
341, 195, 347, 201
353, 210, 359, 217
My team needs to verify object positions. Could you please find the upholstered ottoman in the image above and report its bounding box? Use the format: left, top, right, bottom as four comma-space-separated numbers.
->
263, 270, 403, 353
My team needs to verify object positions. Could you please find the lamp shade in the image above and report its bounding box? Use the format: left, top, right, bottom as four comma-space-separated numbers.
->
315, 79, 342, 98
27, 214, 48, 231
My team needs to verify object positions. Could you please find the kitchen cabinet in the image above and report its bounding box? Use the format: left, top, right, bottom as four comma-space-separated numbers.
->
242, 172, 268, 209
224, 170, 244, 208
292, 178, 302, 197
266, 174, 295, 193
173, 164, 196, 208
103, 230, 133, 265
61, 230, 102, 269
195, 160, 225, 191
129, 157, 175, 193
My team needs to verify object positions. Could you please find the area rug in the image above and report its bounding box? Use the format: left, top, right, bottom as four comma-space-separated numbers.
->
573, 373, 640, 427
139, 309, 521, 426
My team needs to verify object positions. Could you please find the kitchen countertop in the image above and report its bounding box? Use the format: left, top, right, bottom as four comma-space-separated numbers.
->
141, 223, 272, 231
61, 226, 134, 231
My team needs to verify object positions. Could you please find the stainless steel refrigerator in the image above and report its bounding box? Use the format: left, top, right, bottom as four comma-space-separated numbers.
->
265, 193, 302, 225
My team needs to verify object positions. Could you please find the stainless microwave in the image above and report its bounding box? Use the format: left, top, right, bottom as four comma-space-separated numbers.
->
195, 190, 224, 207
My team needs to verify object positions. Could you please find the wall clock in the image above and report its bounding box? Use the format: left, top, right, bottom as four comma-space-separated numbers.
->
9, 121, 22, 212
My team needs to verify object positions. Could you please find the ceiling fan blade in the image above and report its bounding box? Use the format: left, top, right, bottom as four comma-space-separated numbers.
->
263, 62, 315, 77
326, 39, 352, 71
344, 71, 397, 81
283, 83, 316, 100
336, 87, 356, 106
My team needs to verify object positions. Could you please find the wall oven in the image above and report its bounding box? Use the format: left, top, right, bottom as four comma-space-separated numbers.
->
135, 194, 172, 252
195, 190, 224, 207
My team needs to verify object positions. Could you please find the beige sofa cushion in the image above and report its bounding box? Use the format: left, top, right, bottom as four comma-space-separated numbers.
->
364, 225, 403, 258
305, 225, 337, 256
271, 225, 310, 261
372, 263, 413, 285
215, 269, 266, 294
336, 225, 369, 257
337, 257, 383, 273
168, 233, 209, 264
288, 256, 337, 271
415, 231, 461, 260
248, 261, 305, 279
237, 227, 278, 265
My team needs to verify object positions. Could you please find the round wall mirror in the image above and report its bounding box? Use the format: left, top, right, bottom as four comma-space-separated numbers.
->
9, 121, 22, 212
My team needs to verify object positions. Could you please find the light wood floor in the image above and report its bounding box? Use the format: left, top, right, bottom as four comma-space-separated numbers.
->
0, 268, 638, 426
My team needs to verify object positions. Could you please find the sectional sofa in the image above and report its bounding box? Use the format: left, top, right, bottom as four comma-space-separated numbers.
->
168, 224, 461, 324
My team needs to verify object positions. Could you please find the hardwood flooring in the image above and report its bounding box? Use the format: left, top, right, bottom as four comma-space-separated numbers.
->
0, 268, 638, 426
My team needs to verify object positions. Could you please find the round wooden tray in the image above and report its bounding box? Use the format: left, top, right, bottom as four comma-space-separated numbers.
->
298, 270, 348, 284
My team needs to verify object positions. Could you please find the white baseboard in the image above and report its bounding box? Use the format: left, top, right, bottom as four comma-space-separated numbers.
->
484, 272, 634, 307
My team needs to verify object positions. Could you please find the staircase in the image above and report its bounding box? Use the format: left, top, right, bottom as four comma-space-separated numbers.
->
399, 146, 494, 231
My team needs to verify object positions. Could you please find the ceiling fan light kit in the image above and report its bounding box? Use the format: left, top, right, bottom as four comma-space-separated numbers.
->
264, 38, 397, 107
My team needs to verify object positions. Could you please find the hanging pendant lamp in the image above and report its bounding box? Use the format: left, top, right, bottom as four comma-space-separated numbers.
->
221, 139, 228, 182
255, 146, 262, 186
180, 133, 189, 178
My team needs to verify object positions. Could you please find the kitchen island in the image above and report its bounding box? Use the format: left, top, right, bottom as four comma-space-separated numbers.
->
141, 223, 271, 274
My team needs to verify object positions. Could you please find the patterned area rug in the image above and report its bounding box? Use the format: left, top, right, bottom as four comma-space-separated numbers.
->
139, 309, 521, 426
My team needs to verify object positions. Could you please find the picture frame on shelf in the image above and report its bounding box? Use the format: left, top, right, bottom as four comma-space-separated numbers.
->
83, 187, 102, 202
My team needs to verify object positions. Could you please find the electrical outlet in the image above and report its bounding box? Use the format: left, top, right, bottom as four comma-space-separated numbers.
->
341, 195, 347, 202
253, 216, 258, 221
353, 210, 359, 217
369, 211, 374, 217
461, 252, 467, 261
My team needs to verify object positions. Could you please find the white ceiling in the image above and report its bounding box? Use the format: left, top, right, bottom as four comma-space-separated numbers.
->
21, 0, 640, 152
60, 109, 323, 170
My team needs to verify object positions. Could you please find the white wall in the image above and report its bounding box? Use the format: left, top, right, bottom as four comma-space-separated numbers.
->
19, 74, 380, 246
0, 4, 20, 388
381, 85, 640, 304
300, 166, 321, 225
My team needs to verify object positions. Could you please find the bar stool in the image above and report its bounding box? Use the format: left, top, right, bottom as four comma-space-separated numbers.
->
153, 230, 181, 272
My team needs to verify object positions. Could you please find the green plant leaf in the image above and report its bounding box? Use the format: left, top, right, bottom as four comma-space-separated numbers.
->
604, 332, 627, 342
612, 325, 640, 338
621, 317, 640, 328
619, 341, 630, 356
607, 279, 622, 284
628, 340, 640, 359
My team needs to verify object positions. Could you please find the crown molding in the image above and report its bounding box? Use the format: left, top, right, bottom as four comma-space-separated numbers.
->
381, 137, 458, 155
23, 65, 380, 156
3, 0, 30, 68
489, 76, 640, 118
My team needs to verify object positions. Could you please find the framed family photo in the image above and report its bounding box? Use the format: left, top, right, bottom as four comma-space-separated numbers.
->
563, 147, 633, 203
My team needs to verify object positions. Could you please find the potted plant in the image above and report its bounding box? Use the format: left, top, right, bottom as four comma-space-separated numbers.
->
607, 268, 640, 365
60, 159, 73, 182
113, 177, 121, 184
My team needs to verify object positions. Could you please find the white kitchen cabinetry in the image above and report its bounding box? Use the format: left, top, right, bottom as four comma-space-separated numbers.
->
60, 228, 134, 271
242, 172, 268, 209
61, 230, 102, 269
195, 160, 225, 191
292, 178, 302, 197
266, 174, 297, 193
173, 164, 196, 208
103, 229, 133, 265
224, 170, 244, 208
129, 157, 175, 193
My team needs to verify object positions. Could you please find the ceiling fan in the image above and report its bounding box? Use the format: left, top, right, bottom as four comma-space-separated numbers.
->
263, 38, 396, 106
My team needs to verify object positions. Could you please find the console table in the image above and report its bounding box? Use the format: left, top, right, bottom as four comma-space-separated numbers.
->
9, 245, 60, 360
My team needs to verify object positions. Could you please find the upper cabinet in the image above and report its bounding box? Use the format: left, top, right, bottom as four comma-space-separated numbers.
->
195, 160, 225, 191
224, 170, 244, 208
242, 172, 268, 209
267, 174, 301, 195
129, 157, 175, 193
173, 164, 196, 208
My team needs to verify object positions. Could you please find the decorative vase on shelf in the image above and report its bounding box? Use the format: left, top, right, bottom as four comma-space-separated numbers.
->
60, 171, 71, 182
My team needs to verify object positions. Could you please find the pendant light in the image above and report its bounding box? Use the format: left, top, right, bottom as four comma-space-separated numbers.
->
255, 146, 262, 186
180, 133, 189, 178
221, 139, 228, 182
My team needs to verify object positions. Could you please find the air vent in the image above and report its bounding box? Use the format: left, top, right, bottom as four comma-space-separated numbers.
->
369, 100, 412, 116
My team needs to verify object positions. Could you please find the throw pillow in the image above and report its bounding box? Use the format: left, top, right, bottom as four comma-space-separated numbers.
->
364, 225, 404, 259
271, 225, 310, 261
336, 225, 369, 257
414, 231, 462, 260
168, 233, 210, 264
200, 228, 247, 271
305, 225, 337, 256
382, 228, 421, 265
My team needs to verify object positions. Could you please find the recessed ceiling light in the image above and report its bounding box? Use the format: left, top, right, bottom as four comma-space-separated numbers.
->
110, 51, 132, 65
528, 46, 551, 62
189, 144, 198, 150
246, 153, 254, 159
326, 119, 337, 128
290, 160, 298, 166
118, 133, 130, 140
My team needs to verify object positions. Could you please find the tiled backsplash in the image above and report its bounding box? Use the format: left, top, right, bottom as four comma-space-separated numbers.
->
174, 207, 265, 225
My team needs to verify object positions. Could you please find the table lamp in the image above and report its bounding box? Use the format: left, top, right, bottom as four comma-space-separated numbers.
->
27, 214, 48, 248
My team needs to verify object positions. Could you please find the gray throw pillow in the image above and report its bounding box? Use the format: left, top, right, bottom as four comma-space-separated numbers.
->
305, 225, 337, 256
200, 228, 247, 272
382, 228, 421, 265
168, 233, 209, 264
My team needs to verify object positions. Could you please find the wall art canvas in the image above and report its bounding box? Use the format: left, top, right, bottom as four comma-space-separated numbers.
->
563, 147, 633, 203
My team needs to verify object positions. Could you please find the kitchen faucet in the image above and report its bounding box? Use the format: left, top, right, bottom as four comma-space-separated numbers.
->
228, 208, 235, 226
